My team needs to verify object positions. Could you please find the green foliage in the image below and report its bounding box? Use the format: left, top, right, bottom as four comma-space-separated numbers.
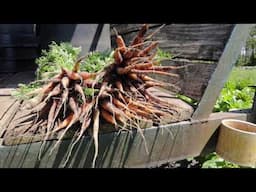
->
228, 67, 256, 87
235, 55, 248, 67
199, 67, 256, 168
155, 48, 173, 62
200, 153, 240, 168
80, 50, 114, 73
214, 87, 254, 112
177, 94, 198, 107
11, 81, 42, 100
214, 67, 256, 112
236, 26, 256, 66
13, 42, 113, 100
83, 88, 99, 97
35, 42, 81, 80
35, 42, 113, 78
246, 26, 256, 51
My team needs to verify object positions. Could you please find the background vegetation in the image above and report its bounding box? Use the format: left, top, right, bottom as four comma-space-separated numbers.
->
195, 26, 256, 168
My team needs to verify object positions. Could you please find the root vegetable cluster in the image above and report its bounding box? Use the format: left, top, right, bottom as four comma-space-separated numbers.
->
12, 24, 187, 167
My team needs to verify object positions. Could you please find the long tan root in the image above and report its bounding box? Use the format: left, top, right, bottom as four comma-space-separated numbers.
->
92, 109, 100, 168
11, 24, 187, 167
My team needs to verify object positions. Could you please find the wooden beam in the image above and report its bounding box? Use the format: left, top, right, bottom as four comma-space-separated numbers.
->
250, 88, 256, 123
192, 24, 256, 120
0, 100, 20, 138
0, 111, 251, 168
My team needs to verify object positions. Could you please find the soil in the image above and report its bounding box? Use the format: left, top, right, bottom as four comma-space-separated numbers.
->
158, 158, 202, 168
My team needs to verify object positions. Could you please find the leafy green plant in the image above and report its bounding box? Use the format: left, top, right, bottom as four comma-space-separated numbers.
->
236, 26, 256, 67
12, 42, 113, 99
214, 67, 256, 112
199, 67, 256, 168
199, 152, 240, 168
83, 87, 99, 97
35, 42, 114, 80
177, 94, 198, 107
80, 50, 114, 73
155, 48, 173, 62
214, 87, 254, 112
35, 42, 82, 80
11, 81, 43, 100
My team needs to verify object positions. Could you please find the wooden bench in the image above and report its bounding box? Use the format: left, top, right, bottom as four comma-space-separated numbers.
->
0, 24, 255, 168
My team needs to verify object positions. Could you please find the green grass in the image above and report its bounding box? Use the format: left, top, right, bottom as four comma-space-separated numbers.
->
214, 67, 256, 112
227, 67, 256, 89
201, 66, 256, 168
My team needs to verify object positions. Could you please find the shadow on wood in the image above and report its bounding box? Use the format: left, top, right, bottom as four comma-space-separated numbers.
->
0, 110, 252, 168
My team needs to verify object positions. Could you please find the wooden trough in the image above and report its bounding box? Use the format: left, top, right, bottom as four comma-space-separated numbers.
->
0, 24, 255, 168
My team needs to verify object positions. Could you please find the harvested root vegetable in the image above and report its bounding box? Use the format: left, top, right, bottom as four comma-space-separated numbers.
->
10, 24, 191, 167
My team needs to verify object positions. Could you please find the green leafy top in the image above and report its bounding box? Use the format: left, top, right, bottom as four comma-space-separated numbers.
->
80, 50, 114, 73
35, 42, 82, 80
155, 48, 173, 62
11, 81, 43, 100
13, 42, 114, 99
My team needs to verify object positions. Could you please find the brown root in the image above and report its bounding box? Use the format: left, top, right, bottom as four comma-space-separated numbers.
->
11, 24, 187, 167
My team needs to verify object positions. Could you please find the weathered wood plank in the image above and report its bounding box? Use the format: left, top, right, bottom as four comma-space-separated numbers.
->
0, 72, 34, 128
0, 111, 251, 168
111, 24, 234, 61
192, 24, 255, 120
0, 34, 39, 48
151, 59, 217, 101
111, 24, 161, 35
0, 25, 38, 73
1, 71, 35, 88
0, 100, 20, 138
0, 96, 16, 120
0, 60, 36, 72
0, 71, 34, 100
0, 24, 35, 34
0, 88, 15, 96
111, 24, 231, 36
0, 73, 13, 85
0, 48, 38, 60
2, 87, 194, 145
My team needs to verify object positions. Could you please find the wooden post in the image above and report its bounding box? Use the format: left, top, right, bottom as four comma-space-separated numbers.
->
252, 92, 256, 118
249, 86, 256, 123
192, 24, 256, 120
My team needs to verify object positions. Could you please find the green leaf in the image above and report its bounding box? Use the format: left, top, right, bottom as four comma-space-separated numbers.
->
35, 41, 82, 80
201, 153, 240, 168
83, 88, 99, 97
80, 51, 113, 73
